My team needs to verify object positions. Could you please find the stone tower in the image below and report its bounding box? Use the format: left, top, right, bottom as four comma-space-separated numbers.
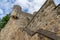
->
0, 5, 33, 40
0, 0, 60, 40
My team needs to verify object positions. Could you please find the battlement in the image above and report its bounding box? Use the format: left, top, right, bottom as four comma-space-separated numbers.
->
11, 5, 21, 16
13, 5, 22, 11
1, 0, 60, 40
10, 5, 33, 20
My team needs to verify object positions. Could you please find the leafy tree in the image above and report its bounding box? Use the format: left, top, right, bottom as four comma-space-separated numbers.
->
0, 14, 10, 31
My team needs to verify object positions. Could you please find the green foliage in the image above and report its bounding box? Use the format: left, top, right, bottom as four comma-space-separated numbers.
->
0, 14, 10, 31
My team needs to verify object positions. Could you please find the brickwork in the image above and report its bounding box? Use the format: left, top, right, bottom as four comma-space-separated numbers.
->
0, 0, 60, 40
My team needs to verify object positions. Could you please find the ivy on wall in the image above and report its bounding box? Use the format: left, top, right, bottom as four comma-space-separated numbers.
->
0, 14, 10, 31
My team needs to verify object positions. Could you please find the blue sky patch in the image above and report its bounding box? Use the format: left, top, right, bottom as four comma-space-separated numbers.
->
0, 0, 60, 19
28, 0, 34, 2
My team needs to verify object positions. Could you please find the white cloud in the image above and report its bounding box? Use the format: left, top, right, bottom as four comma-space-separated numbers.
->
0, 0, 60, 19
0, 0, 15, 18
0, 9, 3, 14
15, 0, 46, 14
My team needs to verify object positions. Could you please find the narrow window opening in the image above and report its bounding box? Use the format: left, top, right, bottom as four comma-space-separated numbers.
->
11, 15, 19, 19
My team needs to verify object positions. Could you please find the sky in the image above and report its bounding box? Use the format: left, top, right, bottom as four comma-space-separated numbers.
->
0, 0, 60, 19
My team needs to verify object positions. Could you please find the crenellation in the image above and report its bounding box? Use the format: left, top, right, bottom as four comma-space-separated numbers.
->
24, 0, 60, 40
0, 5, 33, 40
0, 0, 60, 40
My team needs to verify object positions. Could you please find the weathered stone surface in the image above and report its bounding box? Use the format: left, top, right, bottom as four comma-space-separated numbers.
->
25, 0, 60, 40
30, 33, 40, 40
0, 0, 60, 40
0, 5, 33, 40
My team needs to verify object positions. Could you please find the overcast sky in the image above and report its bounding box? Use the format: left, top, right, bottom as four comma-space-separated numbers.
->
0, 0, 60, 19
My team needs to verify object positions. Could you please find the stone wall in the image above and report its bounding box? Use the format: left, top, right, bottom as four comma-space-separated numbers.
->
0, 5, 33, 40
26, 0, 56, 33
25, 0, 60, 40
0, 0, 60, 40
